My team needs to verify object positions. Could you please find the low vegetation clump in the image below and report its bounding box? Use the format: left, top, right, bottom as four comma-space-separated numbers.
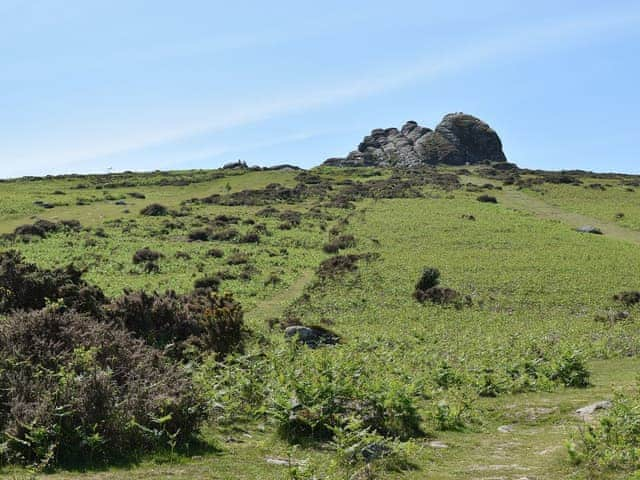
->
317, 254, 362, 278
132, 247, 164, 265
613, 290, 640, 306
140, 203, 168, 216
476, 194, 498, 203
569, 392, 640, 474
323, 234, 356, 253
413, 267, 469, 306
106, 289, 244, 360
0, 250, 105, 315
0, 307, 205, 468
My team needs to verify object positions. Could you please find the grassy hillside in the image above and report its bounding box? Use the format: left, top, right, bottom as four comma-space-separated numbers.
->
1, 165, 640, 479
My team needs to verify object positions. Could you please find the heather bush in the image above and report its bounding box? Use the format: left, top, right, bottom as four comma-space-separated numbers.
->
132, 247, 163, 264
106, 289, 244, 359
140, 203, 168, 216
0, 251, 106, 315
0, 308, 205, 468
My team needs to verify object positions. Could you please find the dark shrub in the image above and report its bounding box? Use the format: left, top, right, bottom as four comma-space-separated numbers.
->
194, 276, 220, 291
317, 254, 361, 278
279, 210, 301, 226
415, 267, 441, 291
239, 231, 260, 243
0, 251, 106, 315
59, 219, 82, 231
175, 251, 192, 260
322, 241, 340, 254
0, 308, 204, 467
213, 214, 240, 225
188, 229, 210, 242
34, 219, 59, 233
128, 192, 146, 199
210, 228, 238, 241
106, 290, 244, 359
227, 252, 249, 265
132, 247, 163, 265
14, 224, 46, 238
207, 248, 224, 258
256, 206, 279, 217
414, 286, 461, 305
476, 194, 498, 204
140, 203, 168, 216
614, 291, 640, 306
335, 234, 356, 248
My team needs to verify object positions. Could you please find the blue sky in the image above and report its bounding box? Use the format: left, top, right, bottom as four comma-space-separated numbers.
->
1, 0, 639, 178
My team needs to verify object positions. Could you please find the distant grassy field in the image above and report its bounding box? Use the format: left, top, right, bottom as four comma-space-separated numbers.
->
1, 165, 639, 479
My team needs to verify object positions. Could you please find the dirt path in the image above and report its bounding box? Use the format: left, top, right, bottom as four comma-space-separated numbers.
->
244, 270, 314, 326
496, 187, 640, 245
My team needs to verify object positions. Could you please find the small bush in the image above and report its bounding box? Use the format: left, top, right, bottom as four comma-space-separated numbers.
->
132, 247, 163, 265
415, 267, 440, 291
210, 228, 238, 241
227, 252, 249, 265
323, 241, 340, 253
317, 255, 361, 278
239, 231, 260, 243
414, 286, 465, 305
194, 276, 221, 291
188, 229, 210, 242
207, 248, 224, 258
476, 194, 498, 204
614, 291, 640, 306
140, 203, 168, 216
549, 350, 590, 388
14, 224, 46, 238
279, 210, 301, 226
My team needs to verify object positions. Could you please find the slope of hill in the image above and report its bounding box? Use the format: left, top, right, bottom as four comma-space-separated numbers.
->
0, 165, 639, 479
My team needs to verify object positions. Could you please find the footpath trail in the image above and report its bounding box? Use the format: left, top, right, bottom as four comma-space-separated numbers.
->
499, 187, 640, 245
244, 270, 314, 326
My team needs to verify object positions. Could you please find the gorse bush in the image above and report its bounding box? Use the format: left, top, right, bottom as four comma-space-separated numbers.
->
106, 289, 244, 360
132, 247, 163, 265
415, 267, 440, 291
0, 250, 106, 315
0, 308, 205, 468
140, 203, 168, 216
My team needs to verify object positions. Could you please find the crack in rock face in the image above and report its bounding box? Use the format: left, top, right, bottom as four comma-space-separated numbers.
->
324, 113, 507, 168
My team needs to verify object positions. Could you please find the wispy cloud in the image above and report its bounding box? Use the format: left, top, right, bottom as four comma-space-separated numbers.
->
4, 6, 639, 177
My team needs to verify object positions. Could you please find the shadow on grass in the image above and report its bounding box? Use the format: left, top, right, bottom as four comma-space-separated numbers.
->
50, 435, 222, 475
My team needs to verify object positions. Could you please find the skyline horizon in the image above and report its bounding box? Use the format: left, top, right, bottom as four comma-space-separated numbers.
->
1, 1, 638, 178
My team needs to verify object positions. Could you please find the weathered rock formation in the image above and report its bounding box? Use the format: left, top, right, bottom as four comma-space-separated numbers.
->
324, 113, 507, 167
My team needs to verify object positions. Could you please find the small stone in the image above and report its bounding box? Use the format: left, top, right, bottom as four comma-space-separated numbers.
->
265, 456, 306, 466
576, 400, 612, 419
498, 425, 514, 433
575, 225, 603, 234
428, 440, 449, 449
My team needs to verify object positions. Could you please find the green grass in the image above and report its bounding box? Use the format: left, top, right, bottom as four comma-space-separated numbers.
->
1, 166, 640, 478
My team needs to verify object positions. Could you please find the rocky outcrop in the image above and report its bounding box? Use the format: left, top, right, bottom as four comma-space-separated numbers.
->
324, 113, 507, 167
